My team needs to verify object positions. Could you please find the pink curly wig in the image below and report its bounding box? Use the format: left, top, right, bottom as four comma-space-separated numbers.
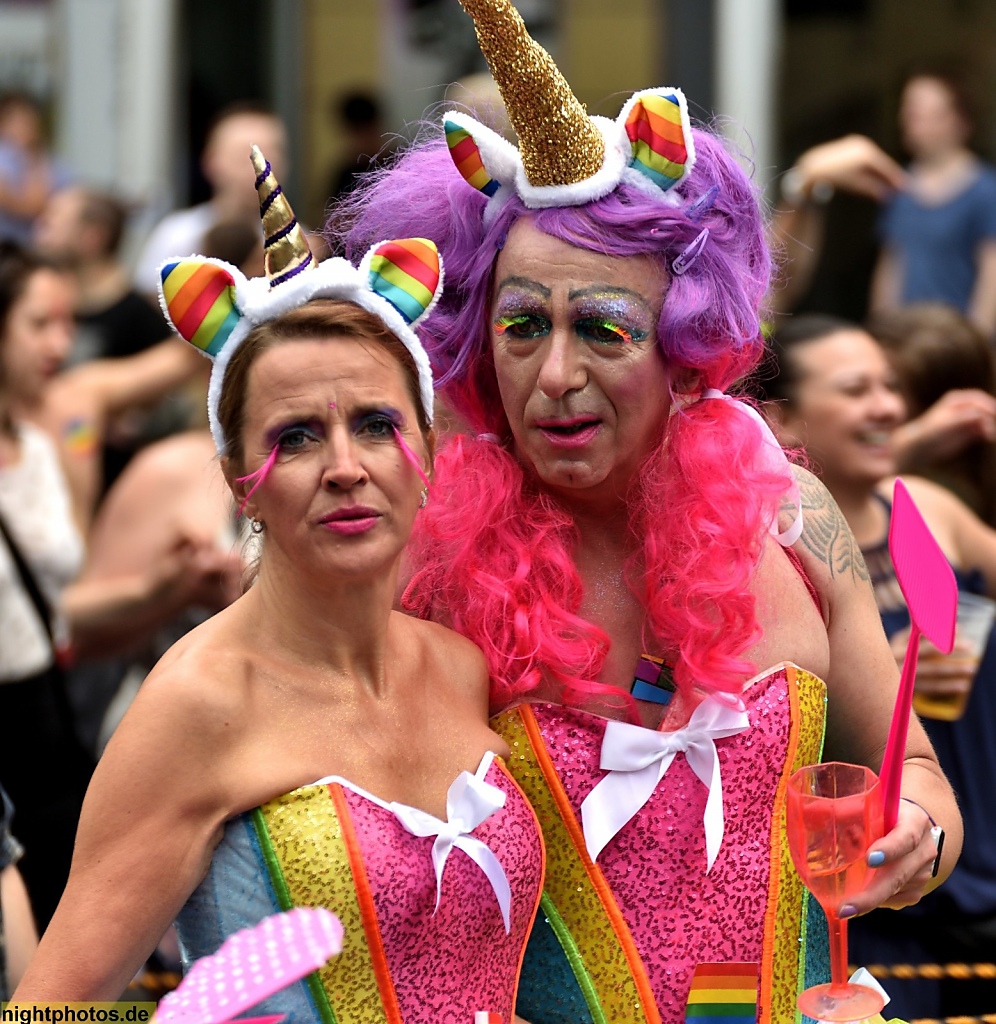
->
327, 126, 788, 712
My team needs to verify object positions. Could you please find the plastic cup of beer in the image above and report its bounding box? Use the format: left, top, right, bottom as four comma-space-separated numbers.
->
912, 591, 996, 721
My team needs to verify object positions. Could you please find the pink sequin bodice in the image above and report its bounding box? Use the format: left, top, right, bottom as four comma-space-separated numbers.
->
495, 663, 828, 1023
342, 756, 544, 1020
177, 752, 544, 1024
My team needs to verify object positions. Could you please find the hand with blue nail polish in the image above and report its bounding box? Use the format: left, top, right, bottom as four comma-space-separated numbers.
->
836, 798, 944, 918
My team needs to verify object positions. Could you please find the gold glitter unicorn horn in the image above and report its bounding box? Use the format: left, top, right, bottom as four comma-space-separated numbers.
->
457, 0, 604, 187
250, 145, 316, 288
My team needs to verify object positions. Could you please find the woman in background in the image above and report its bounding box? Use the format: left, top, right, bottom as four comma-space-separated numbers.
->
871, 69, 996, 337
764, 314, 996, 1020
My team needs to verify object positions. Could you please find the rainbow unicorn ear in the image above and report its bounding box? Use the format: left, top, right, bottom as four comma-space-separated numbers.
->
363, 237, 444, 328
159, 258, 247, 359
442, 111, 520, 207
621, 88, 695, 193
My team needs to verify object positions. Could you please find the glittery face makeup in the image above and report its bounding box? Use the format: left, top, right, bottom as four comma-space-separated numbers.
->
488, 219, 671, 502
491, 287, 653, 347
570, 290, 652, 345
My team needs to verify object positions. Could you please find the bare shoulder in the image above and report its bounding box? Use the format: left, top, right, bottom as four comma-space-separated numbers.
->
46, 363, 108, 416
124, 610, 254, 748
394, 612, 489, 695
789, 465, 870, 587
120, 431, 218, 486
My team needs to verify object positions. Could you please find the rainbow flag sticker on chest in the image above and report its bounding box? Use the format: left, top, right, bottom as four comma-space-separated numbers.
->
685, 962, 758, 1023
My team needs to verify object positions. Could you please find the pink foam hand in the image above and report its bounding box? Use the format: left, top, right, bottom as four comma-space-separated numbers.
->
157, 908, 343, 1024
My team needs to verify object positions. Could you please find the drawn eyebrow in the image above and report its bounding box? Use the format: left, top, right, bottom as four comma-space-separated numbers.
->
567, 285, 655, 310
493, 275, 551, 299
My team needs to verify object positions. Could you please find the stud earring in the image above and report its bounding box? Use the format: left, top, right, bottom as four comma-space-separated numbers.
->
250, 518, 265, 534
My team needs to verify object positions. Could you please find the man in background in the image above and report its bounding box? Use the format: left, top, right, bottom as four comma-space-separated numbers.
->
132, 102, 286, 296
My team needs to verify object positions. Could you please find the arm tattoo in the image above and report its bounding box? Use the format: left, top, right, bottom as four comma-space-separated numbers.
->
792, 471, 871, 583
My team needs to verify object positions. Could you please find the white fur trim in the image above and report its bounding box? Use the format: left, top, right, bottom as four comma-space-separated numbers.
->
448, 88, 697, 215
158, 250, 439, 454
443, 111, 520, 186
442, 111, 522, 228
206, 321, 250, 454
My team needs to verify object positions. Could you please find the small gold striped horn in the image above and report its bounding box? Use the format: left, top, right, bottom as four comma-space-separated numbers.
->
457, 0, 604, 188
250, 145, 315, 288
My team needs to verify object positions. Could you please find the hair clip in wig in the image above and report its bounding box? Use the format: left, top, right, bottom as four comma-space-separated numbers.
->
686, 184, 719, 222
672, 228, 709, 276
156, 147, 443, 453
443, 0, 696, 223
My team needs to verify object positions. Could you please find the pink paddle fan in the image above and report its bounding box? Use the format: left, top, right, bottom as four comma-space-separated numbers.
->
879, 478, 958, 831
156, 908, 343, 1024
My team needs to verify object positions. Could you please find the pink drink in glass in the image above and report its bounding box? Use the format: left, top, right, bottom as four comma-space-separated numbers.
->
786, 762, 885, 1022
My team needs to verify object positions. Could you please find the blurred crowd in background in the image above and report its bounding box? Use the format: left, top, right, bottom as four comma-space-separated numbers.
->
4, 0, 996, 1020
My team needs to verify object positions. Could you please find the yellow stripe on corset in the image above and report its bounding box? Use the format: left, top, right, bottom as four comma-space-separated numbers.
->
760, 666, 828, 1024
494, 706, 660, 1024
257, 785, 402, 1024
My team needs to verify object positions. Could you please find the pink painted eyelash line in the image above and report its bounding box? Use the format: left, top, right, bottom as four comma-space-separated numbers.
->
236, 444, 279, 516
392, 426, 430, 489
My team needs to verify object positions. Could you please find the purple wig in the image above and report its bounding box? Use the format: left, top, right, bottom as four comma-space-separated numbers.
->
327, 126, 787, 710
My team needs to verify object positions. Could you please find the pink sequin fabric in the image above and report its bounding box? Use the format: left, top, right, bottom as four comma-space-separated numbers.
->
176, 754, 544, 1024
525, 664, 811, 1021
341, 757, 544, 1022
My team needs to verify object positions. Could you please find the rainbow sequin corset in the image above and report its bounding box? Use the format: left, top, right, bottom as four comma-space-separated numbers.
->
492, 663, 829, 1024
175, 752, 544, 1024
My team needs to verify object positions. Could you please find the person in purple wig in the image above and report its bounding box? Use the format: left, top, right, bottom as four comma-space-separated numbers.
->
328, 2, 960, 1021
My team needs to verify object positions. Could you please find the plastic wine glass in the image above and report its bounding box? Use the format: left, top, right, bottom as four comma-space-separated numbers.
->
786, 762, 885, 1022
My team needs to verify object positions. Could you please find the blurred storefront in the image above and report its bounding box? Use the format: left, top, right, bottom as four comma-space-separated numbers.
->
0, 0, 994, 306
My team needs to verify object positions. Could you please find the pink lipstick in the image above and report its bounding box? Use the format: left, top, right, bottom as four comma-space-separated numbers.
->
319, 506, 381, 535
535, 416, 602, 448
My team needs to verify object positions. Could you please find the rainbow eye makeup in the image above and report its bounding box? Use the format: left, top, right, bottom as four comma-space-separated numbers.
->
575, 317, 646, 345
493, 313, 551, 339
572, 291, 652, 345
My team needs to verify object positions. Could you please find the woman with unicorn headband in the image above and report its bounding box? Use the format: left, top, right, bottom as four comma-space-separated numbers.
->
14, 147, 545, 1024
330, 1, 962, 1020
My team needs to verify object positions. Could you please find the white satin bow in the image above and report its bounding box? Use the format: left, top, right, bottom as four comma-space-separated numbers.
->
580, 697, 750, 870
700, 389, 803, 546
388, 769, 512, 933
